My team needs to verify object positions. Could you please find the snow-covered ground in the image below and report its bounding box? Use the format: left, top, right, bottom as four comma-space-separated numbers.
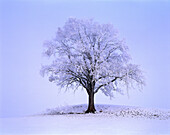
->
1, 104, 170, 135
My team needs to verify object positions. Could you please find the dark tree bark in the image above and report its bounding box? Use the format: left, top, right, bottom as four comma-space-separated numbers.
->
85, 91, 96, 113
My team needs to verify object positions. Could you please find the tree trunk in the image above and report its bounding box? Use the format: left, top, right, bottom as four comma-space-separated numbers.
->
85, 92, 96, 113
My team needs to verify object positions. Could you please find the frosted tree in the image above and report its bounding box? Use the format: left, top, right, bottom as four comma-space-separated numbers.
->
41, 18, 145, 113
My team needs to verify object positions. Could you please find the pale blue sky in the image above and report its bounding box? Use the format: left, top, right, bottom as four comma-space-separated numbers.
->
0, 0, 170, 117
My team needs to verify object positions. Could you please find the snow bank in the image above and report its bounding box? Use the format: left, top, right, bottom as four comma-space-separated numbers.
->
42, 104, 170, 120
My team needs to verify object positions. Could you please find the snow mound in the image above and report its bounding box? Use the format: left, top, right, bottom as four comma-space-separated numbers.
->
42, 104, 170, 120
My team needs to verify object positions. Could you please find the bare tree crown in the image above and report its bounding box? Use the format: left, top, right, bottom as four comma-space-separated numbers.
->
41, 18, 145, 98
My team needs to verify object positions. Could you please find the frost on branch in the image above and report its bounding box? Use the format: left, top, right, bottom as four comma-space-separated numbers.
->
41, 18, 145, 98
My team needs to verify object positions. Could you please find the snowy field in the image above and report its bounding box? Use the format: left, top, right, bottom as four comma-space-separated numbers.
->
1, 104, 170, 135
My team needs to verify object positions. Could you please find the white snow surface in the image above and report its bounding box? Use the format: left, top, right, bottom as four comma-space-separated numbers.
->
1, 104, 170, 135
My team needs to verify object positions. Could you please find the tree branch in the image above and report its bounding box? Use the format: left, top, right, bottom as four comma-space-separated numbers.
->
94, 76, 119, 93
